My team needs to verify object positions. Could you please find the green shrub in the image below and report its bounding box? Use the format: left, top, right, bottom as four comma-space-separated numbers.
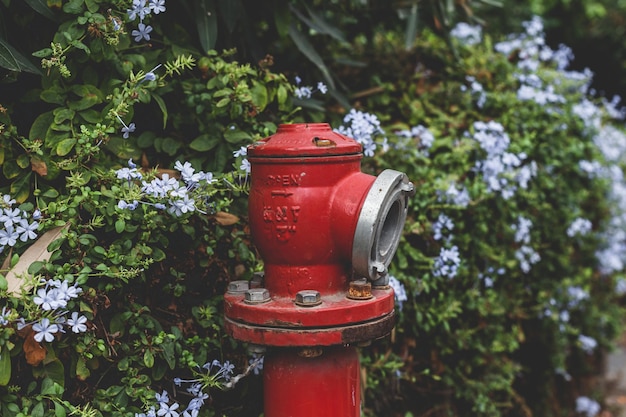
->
1, 2, 625, 417
336, 17, 626, 417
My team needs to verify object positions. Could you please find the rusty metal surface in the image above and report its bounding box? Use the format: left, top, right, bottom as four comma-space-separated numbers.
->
224, 311, 395, 347
224, 287, 394, 328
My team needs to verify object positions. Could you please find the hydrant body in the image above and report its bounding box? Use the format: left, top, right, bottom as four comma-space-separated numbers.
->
223, 123, 413, 416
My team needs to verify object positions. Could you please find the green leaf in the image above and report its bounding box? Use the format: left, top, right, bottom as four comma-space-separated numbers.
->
162, 340, 176, 369
24, 0, 58, 20
195, 0, 218, 53
41, 86, 67, 105
162, 137, 181, 156
78, 109, 102, 123
404, 4, 419, 51
273, 0, 291, 37
250, 81, 268, 111
0, 345, 11, 385
56, 138, 77, 156
115, 219, 125, 233
189, 134, 220, 152
53, 108, 75, 124
288, 23, 335, 89
54, 402, 67, 417
216, 97, 230, 107
29, 111, 55, 140
290, 3, 346, 43
41, 377, 64, 395
68, 84, 103, 110
62, 0, 84, 14
151, 92, 168, 129
31, 402, 45, 417
10, 172, 32, 203
144, 349, 155, 368
0, 38, 42, 74
217, 0, 241, 33
223, 128, 252, 144
75, 356, 90, 380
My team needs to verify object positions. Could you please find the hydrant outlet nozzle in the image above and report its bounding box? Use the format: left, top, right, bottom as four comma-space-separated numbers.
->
352, 169, 414, 281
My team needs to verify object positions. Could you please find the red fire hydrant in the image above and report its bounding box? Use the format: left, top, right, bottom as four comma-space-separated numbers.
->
224, 123, 413, 416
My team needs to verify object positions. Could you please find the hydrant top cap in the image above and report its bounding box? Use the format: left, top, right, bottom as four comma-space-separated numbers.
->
248, 123, 363, 157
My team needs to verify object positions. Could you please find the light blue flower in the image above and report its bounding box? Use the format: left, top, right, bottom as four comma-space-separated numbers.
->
33, 318, 60, 343
576, 396, 600, 417
388, 275, 408, 310
157, 402, 180, 417
149, 0, 166, 14
294, 86, 312, 99
121, 122, 136, 139
67, 312, 88, 333
432, 245, 461, 278
2, 194, 15, 207
0, 208, 22, 228
155, 390, 170, 405
433, 214, 454, 241
132, 23, 153, 42
168, 196, 195, 217
0, 307, 10, 326
450, 22, 482, 46
127, 0, 151, 21
16, 218, 38, 242
233, 146, 248, 158
0, 225, 19, 247
240, 159, 251, 173
578, 334, 597, 354
567, 218, 592, 237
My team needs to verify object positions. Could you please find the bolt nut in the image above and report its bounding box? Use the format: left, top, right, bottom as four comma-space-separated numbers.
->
227, 280, 250, 294
295, 290, 322, 307
244, 288, 270, 304
347, 278, 373, 300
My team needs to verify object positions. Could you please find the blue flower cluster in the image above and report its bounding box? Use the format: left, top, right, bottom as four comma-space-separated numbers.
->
511, 216, 541, 273
494, 16, 581, 107
395, 124, 435, 156
115, 159, 215, 217
0, 277, 88, 343
335, 109, 387, 157
432, 246, 461, 279
293, 76, 328, 99
470, 121, 537, 200
576, 396, 601, 417
0, 194, 40, 254
127, 0, 166, 42
388, 274, 408, 311
136, 357, 264, 417
450, 22, 482, 46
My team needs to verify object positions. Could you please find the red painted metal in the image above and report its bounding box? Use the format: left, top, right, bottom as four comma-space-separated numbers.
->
263, 346, 361, 417
224, 123, 394, 345
223, 122, 410, 417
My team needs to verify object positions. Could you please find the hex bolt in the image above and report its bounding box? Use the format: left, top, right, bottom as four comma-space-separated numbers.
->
347, 278, 373, 300
401, 182, 415, 194
295, 290, 322, 307
372, 262, 387, 276
245, 288, 271, 304
227, 280, 250, 294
